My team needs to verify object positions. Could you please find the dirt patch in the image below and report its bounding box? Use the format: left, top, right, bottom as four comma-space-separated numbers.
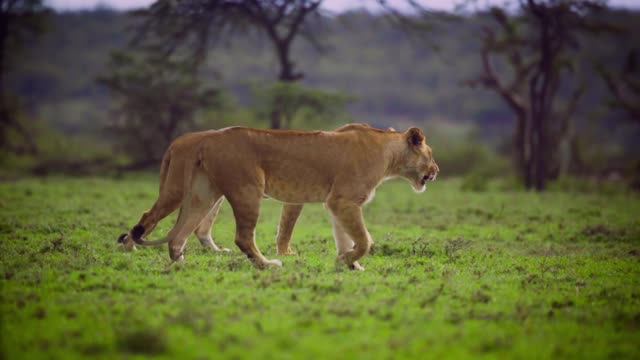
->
582, 225, 614, 237
471, 290, 492, 304
443, 237, 472, 261
117, 328, 168, 355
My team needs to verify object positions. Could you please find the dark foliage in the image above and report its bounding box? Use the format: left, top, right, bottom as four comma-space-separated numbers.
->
99, 52, 222, 165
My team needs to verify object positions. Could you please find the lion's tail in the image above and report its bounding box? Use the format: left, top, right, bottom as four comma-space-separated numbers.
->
158, 146, 172, 195
132, 147, 202, 247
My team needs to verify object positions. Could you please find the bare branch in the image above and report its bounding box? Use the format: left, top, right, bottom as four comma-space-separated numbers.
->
600, 66, 640, 121
284, 0, 321, 45
475, 27, 526, 116
561, 81, 585, 126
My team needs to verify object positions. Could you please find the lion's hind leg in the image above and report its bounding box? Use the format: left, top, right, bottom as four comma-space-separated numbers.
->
119, 147, 182, 250
276, 203, 303, 255
194, 197, 231, 252
166, 172, 222, 261
118, 188, 181, 251
227, 190, 282, 269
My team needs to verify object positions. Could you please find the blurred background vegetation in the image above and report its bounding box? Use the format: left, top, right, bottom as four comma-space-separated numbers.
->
1, 0, 639, 191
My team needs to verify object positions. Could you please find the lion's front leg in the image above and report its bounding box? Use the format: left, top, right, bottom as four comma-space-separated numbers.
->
331, 215, 365, 271
327, 197, 371, 271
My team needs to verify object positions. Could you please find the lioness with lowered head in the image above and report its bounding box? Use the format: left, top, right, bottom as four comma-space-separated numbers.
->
118, 124, 439, 270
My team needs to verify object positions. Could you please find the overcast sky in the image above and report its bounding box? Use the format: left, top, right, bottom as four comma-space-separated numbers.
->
46, 0, 640, 12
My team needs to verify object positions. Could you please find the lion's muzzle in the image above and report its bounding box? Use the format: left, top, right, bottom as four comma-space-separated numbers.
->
427, 162, 439, 182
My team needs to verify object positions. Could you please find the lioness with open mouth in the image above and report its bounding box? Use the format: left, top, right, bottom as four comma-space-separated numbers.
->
118, 123, 438, 270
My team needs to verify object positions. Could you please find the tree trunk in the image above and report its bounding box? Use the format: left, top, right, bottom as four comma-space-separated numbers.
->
270, 38, 302, 129
535, 118, 546, 191
523, 112, 536, 189
515, 115, 528, 185
270, 109, 282, 130
0, 9, 9, 148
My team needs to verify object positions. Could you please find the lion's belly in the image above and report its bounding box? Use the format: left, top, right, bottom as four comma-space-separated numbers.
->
263, 168, 330, 203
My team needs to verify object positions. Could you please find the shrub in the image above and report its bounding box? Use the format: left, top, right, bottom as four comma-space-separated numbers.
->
460, 172, 489, 192
547, 177, 629, 195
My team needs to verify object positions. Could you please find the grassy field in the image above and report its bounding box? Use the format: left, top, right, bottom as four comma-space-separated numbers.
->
1, 176, 639, 359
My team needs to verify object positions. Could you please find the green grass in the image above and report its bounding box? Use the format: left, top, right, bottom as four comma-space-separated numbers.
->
1, 176, 639, 359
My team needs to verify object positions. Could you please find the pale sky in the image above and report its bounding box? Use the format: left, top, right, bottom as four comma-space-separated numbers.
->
45, 0, 640, 11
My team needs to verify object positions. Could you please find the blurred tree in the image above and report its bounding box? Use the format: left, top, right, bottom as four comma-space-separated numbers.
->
252, 81, 351, 129
131, 0, 323, 129
467, 1, 610, 190
0, 0, 49, 154
99, 52, 222, 167
599, 49, 640, 121
8, 7, 639, 175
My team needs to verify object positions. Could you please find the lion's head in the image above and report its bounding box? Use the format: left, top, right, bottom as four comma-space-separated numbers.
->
398, 127, 439, 193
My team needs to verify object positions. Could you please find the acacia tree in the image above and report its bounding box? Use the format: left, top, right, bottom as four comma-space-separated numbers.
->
467, 0, 607, 190
0, 0, 49, 153
599, 49, 640, 121
252, 81, 350, 129
132, 0, 324, 129
100, 52, 222, 167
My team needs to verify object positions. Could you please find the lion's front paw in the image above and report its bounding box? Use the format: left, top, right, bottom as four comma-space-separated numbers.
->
264, 258, 283, 267
122, 243, 137, 252
336, 254, 365, 271
170, 248, 185, 263
277, 247, 297, 256
216, 247, 232, 253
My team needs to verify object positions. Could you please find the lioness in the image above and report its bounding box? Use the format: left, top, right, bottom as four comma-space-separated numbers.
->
118, 124, 380, 256
118, 124, 438, 270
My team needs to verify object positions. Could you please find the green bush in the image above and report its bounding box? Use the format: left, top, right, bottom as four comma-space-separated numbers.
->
0, 125, 124, 177
460, 172, 489, 192
547, 177, 630, 195
495, 176, 526, 191
422, 120, 511, 179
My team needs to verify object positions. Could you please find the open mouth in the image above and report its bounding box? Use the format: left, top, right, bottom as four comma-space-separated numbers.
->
420, 173, 437, 185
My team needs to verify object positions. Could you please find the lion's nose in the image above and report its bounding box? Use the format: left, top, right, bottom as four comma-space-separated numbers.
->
431, 162, 440, 180
428, 164, 439, 181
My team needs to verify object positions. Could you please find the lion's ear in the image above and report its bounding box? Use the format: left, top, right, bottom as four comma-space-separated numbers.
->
405, 127, 425, 147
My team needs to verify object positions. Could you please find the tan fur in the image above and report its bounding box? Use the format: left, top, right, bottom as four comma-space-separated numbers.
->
120, 124, 438, 270
120, 123, 381, 256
